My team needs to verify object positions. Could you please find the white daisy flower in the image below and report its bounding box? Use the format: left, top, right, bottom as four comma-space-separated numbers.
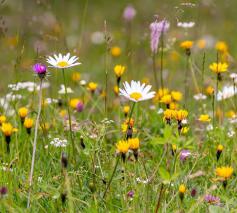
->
119, 80, 155, 102
217, 85, 237, 101
46, 53, 81, 69
58, 85, 74, 94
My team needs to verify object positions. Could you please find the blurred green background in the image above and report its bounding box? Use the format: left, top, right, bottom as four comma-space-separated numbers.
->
1, 0, 237, 93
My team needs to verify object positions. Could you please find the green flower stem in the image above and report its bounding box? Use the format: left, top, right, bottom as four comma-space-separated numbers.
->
27, 78, 43, 208
152, 53, 159, 90
103, 157, 120, 199
62, 68, 75, 156
160, 31, 164, 89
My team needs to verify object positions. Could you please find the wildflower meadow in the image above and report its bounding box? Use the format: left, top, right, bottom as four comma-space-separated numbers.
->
1, 0, 237, 212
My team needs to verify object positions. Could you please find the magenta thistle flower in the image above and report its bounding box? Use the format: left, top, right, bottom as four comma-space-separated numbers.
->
123, 5, 136, 22
180, 150, 191, 161
150, 19, 170, 54
33, 63, 47, 74
76, 101, 84, 112
204, 194, 220, 205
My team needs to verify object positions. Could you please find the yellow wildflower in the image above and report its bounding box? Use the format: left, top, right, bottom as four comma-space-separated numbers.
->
114, 65, 125, 78
198, 114, 211, 122
111, 46, 121, 57
216, 166, 233, 179
209, 62, 228, 74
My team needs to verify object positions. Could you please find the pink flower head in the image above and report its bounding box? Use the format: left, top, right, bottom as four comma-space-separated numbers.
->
123, 5, 136, 22
33, 63, 47, 74
76, 101, 84, 112
204, 194, 220, 205
180, 149, 191, 161
150, 19, 170, 53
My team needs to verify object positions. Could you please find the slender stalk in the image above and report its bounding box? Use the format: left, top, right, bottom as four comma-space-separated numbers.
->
62, 69, 75, 156
155, 183, 164, 213
152, 53, 159, 90
212, 92, 215, 127
184, 54, 190, 108
201, 52, 206, 94
160, 31, 164, 89
27, 79, 43, 208
103, 157, 120, 199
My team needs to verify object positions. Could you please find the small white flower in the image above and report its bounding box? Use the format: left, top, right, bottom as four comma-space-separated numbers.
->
177, 21, 195, 28
193, 93, 207, 101
206, 124, 213, 131
80, 80, 87, 86
181, 119, 188, 125
50, 138, 68, 147
46, 53, 81, 69
157, 108, 164, 114
119, 80, 155, 102
58, 85, 74, 94
227, 129, 235, 138
217, 85, 237, 101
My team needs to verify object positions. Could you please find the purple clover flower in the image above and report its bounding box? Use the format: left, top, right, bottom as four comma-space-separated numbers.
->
127, 190, 134, 198
76, 101, 84, 112
123, 5, 136, 22
0, 186, 7, 196
204, 194, 220, 205
150, 19, 170, 54
180, 150, 191, 161
33, 63, 47, 75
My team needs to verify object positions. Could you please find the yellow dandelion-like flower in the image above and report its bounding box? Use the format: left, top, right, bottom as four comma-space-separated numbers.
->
180, 40, 193, 49
114, 65, 126, 78
69, 98, 80, 109
24, 118, 34, 129
116, 140, 129, 154
160, 94, 172, 105
169, 102, 179, 110
163, 109, 175, 121
171, 91, 183, 102
179, 184, 186, 193
217, 144, 224, 152
225, 110, 236, 119
197, 39, 206, 49
87, 82, 98, 93
1, 123, 18, 137
0, 115, 6, 125
215, 41, 228, 53
128, 138, 140, 150
71, 72, 81, 82
216, 166, 233, 179
209, 62, 228, 74
198, 114, 211, 122
111, 46, 121, 57
18, 107, 28, 119
123, 105, 130, 116
153, 88, 169, 102
181, 127, 189, 134
174, 110, 188, 122
206, 85, 214, 96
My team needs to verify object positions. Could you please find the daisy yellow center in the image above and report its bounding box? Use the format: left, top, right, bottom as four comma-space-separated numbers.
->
57, 61, 69, 67
130, 92, 142, 100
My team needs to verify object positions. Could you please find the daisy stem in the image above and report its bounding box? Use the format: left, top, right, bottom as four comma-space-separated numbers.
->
27, 78, 43, 208
62, 68, 75, 156
152, 53, 159, 90
103, 157, 120, 199
212, 92, 215, 127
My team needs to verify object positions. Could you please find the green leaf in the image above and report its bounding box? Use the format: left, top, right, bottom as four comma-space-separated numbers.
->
158, 167, 170, 181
